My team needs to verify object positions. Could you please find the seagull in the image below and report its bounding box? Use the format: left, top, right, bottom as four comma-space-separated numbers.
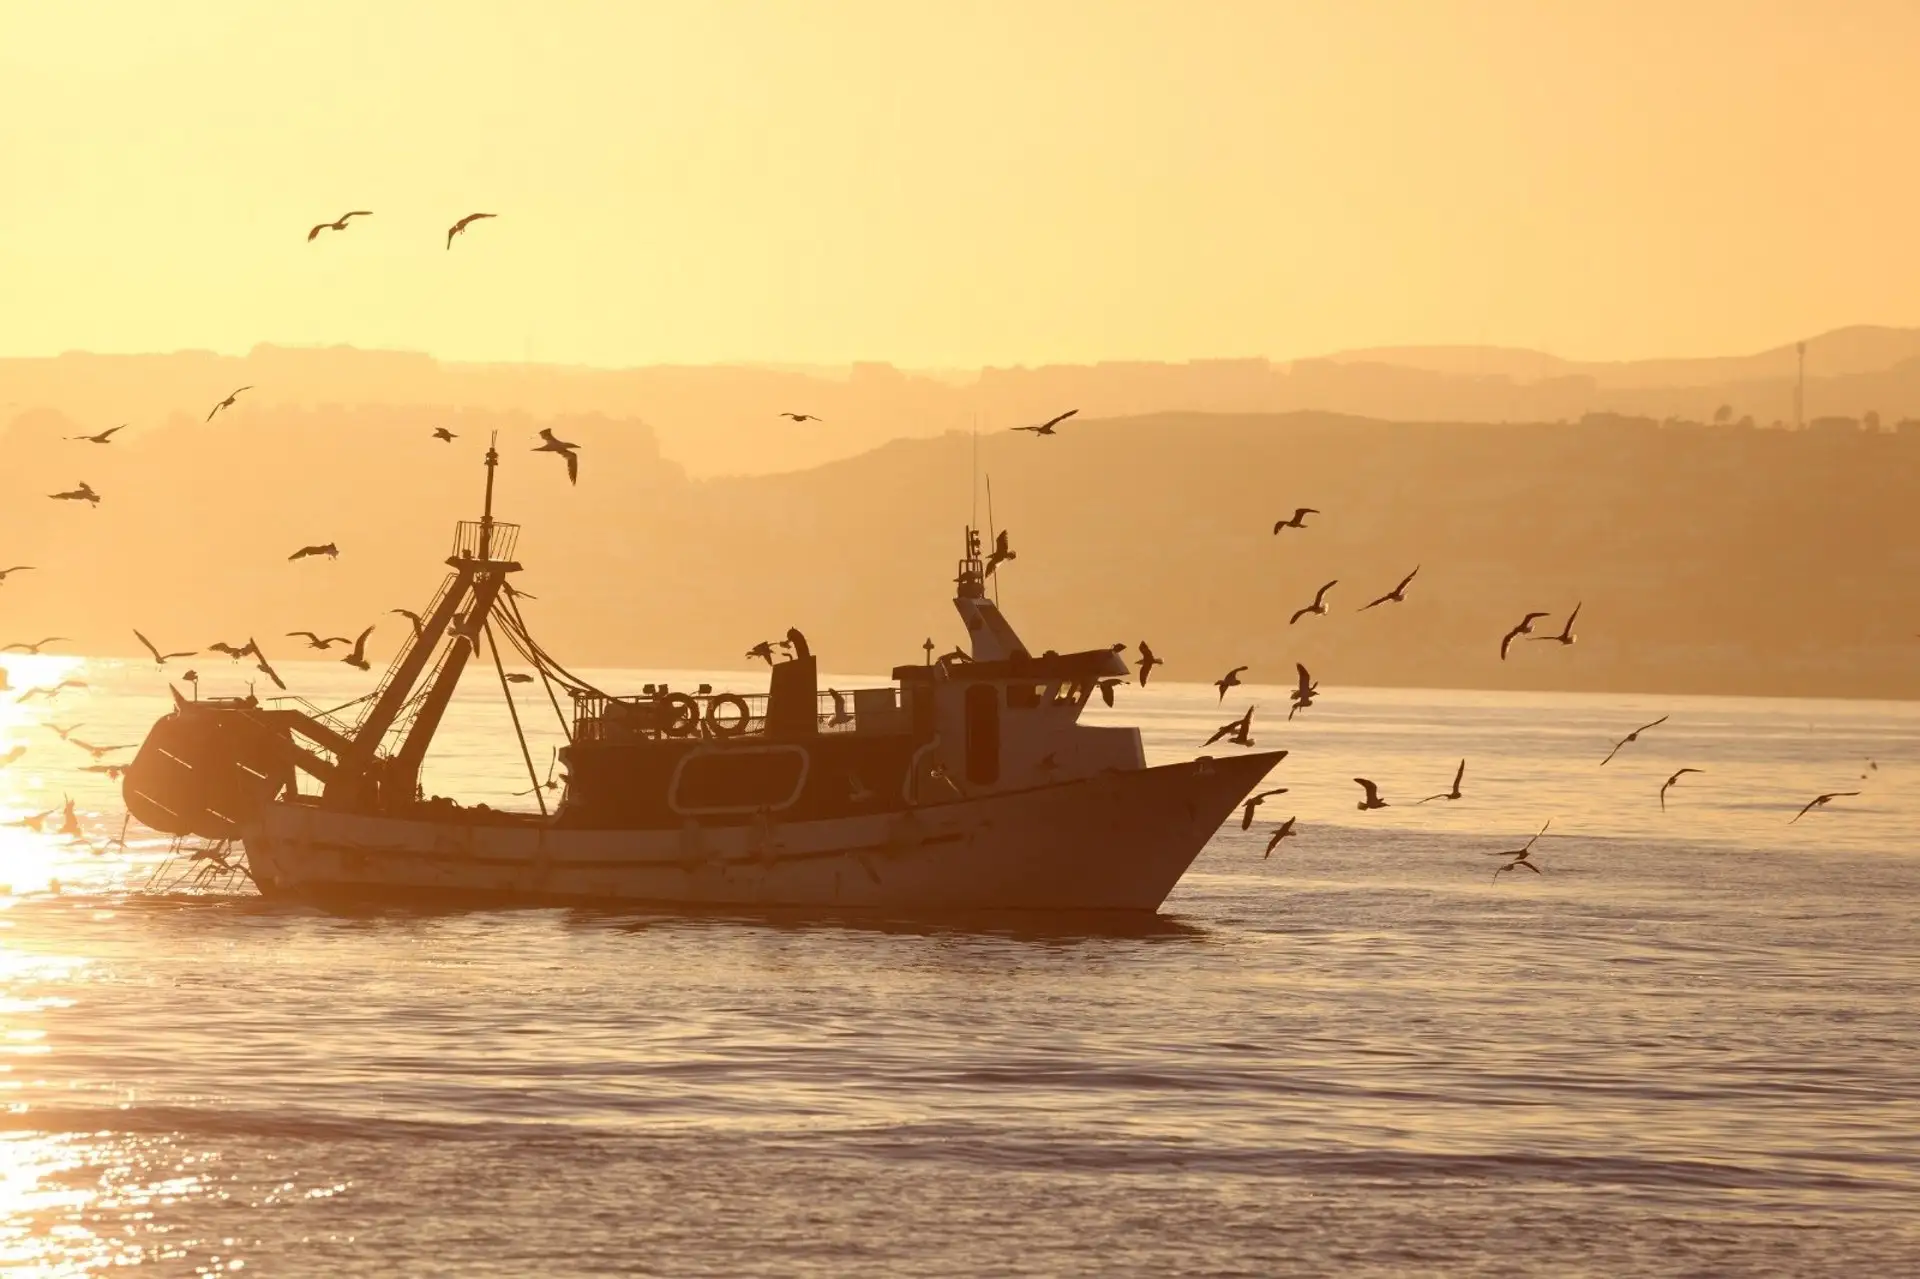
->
1500, 612, 1551, 660
983, 530, 1016, 577
1488, 819, 1552, 880
1137, 642, 1162, 686
446, 212, 497, 248
49, 482, 100, 505
207, 641, 253, 660
1290, 580, 1337, 625
1287, 663, 1318, 719
1012, 409, 1076, 436
15, 679, 87, 703
432, 427, 457, 442
288, 543, 339, 561
4, 808, 55, 832
390, 608, 424, 637
1789, 791, 1860, 825
1094, 678, 1122, 707
1417, 758, 1467, 804
46, 724, 83, 741
1240, 786, 1291, 830
68, 737, 135, 762
1659, 767, 1702, 811
746, 640, 778, 666
533, 428, 580, 484
779, 412, 823, 423
512, 747, 562, 798
80, 763, 128, 780
308, 210, 372, 241
68, 424, 125, 444
0, 566, 32, 584
1271, 507, 1318, 534
1532, 603, 1581, 647
286, 631, 350, 650
340, 626, 376, 672
1204, 706, 1256, 747
1353, 777, 1388, 811
1359, 566, 1420, 611
826, 688, 852, 726
2, 637, 67, 654
206, 386, 252, 420
783, 627, 811, 661
1214, 665, 1248, 701
58, 796, 82, 839
504, 672, 533, 684
250, 638, 287, 691
1600, 715, 1668, 766
133, 629, 195, 666
1263, 817, 1298, 858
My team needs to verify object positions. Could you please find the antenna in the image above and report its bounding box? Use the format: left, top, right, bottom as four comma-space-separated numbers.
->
480, 430, 499, 560
971, 412, 979, 533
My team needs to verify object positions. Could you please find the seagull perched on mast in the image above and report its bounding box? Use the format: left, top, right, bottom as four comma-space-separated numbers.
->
533, 428, 580, 484
1012, 409, 1076, 436
307, 210, 372, 241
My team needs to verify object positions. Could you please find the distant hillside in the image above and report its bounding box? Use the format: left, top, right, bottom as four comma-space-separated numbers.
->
3, 408, 1916, 701
8, 330, 1920, 481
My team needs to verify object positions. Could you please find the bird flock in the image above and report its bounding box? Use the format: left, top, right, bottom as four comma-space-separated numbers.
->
1008, 409, 1875, 879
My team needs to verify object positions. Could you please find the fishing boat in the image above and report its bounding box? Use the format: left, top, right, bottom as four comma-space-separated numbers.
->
122, 445, 1282, 912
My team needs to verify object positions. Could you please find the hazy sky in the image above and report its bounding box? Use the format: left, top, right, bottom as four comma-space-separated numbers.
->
3, 1, 1916, 368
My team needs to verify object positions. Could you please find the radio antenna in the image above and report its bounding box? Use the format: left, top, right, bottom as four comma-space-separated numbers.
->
985, 473, 999, 607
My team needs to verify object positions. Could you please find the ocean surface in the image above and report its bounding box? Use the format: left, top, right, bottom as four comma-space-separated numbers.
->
0, 654, 1916, 1276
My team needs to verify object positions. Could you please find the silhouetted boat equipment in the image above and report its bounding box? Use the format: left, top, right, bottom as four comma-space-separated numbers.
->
124, 445, 1281, 911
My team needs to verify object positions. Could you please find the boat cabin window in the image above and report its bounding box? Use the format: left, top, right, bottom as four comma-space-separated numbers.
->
1006, 682, 1042, 710
965, 684, 1000, 784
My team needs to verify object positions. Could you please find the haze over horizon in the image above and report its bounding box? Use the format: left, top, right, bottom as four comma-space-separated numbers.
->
5, 2, 1920, 369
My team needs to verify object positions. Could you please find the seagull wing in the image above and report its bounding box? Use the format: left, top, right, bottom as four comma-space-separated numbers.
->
1453, 758, 1467, 792
1041, 409, 1079, 431
565, 449, 578, 484
132, 629, 162, 663
1354, 777, 1380, 804
1313, 580, 1337, 608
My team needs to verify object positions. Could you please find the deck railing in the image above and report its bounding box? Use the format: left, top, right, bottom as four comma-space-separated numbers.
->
451, 519, 520, 563
572, 687, 903, 743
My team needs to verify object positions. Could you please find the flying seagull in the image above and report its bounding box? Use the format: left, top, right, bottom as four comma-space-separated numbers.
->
340, 626, 376, 672
983, 530, 1016, 577
1012, 409, 1076, 436
1240, 786, 1290, 830
249, 638, 287, 691
1137, 641, 1162, 686
1417, 758, 1467, 804
1204, 706, 1256, 747
1214, 665, 1248, 701
1659, 767, 1702, 811
1287, 663, 1318, 719
49, 482, 100, 505
1263, 817, 1298, 858
1500, 612, 1550, 660
390, 608, 424, 637
1488, 819, 1552, 881
780, 412, 823, 423
533, 427, 580, 484
1290, 580, 1338, 625
746, 640, 778, 666
286, 630, 350, 650
1789, 791, 1859, 825
1095, 677, 1122, 707
1353, 777, 1388, 811
1271, 507, 1318, 534
1532, 603, 1581, 647
307, 210, 372, 241
288, 543, 339, 561
432, 427, 457, 442
207, 640, 254, 660
133, 629, 195, 666
446, 212, 496, 248
1600, 715, 1669, 766
2, 637, 67, 654
1359, 566, 1420, 611
207, 386, 252, 420
68, 425, 125, 444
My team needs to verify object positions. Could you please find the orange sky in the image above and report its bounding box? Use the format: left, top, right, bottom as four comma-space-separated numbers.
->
2, 1, 1916, 368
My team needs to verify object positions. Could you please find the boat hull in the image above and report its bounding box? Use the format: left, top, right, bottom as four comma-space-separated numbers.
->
241, 752, 1280, 913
